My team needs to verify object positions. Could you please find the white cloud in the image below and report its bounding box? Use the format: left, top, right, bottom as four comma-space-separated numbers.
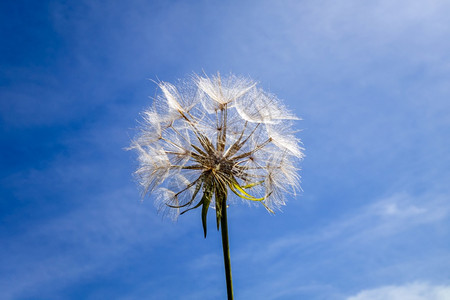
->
347, 282, 450, 300
232, 192, 450, 299
238, 192, 450, 263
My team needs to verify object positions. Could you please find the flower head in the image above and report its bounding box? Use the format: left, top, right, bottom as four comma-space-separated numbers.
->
130, 73, 304, 236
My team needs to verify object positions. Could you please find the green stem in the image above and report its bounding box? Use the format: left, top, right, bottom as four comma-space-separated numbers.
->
221, 199, 234, 300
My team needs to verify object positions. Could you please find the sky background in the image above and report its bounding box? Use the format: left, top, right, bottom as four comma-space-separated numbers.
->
1, 0, 450, 299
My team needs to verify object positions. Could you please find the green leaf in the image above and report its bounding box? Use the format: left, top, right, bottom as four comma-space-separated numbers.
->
230, 178, 266, 201
214, 187, 223, 231
180, 196, 203, 215
215, 193, 222, 231
229, 177, 274, 214
241, 180, 264, 189
201, 189, 213, 238
214, 176, 229, 231
190, 176, 203, 205
198, 176, 213, 238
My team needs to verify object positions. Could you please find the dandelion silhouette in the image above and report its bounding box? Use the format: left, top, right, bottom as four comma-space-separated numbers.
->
130, 73, 303, 299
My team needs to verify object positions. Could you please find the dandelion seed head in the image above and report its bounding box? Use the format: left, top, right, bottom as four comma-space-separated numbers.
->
130, 73, 304, 219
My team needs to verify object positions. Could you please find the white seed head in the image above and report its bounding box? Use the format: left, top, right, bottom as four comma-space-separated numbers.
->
130, 73, 304, 219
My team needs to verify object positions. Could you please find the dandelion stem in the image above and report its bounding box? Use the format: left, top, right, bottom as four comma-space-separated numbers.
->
220, 196, 234, 300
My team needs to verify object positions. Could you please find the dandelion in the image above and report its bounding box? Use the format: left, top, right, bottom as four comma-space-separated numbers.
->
130, 73, 304, 299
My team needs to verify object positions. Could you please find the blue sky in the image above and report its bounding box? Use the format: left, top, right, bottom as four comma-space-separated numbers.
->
1, 0, 449, 299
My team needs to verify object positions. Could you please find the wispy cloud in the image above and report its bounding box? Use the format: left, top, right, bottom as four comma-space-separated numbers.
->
238, 191, 449, 261
232, 191, 450, 298
347, 282, 450, 300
